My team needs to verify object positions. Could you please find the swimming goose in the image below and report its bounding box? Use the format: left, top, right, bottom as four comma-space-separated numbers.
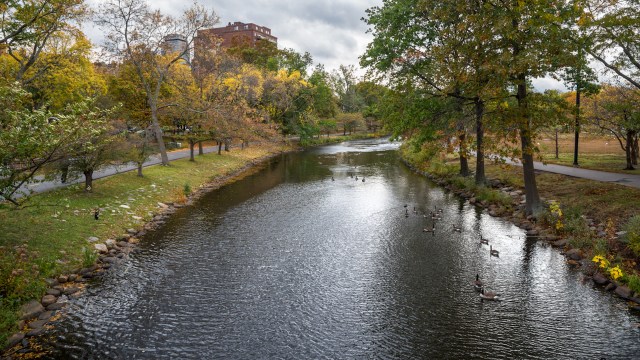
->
480, 236, 489, 245
473, 274, 483, 290
362, 177, 365, 182
480, 288, 500, 301
423, 224, 436, 233
490, 245, 499, 257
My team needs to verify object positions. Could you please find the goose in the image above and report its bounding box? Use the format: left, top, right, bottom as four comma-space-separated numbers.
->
473, 274, 483, 290
355, 176, 358, 181
480, 288, 500, 301
453, 225, 462, 232
480, 236, 489, 245
490, 245, 499, 257
362, 177, 365, 182
423, 224, 436, 233
331, 176, 335, 181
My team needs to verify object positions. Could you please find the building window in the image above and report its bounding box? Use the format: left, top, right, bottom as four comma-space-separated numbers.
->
244, 25, 248, 29
234, 26, 238, 30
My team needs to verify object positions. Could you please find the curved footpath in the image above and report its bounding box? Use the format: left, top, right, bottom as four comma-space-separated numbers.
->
506, 159, 640, 189
21, 146, 220, 196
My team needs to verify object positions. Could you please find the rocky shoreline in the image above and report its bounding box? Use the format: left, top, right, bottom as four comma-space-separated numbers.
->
402, 159, 640, 311
2, 151, 287, 358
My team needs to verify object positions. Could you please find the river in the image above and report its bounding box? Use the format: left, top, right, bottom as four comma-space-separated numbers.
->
43, 138, 640, 359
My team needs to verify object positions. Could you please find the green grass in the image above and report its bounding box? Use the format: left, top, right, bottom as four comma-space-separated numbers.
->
0, 142, 288, 347
540, 153, 640, 175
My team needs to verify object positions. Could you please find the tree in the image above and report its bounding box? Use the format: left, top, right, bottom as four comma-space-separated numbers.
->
64, 103, 125, 191
558, 36, 600, 166
581, 0, 640, 90
362, 0, 577, 214
95, 0, 218, 165
584, 84, 640, 170
330, 64, 363, 113
261, 69, 312, 135
308, 65, 338, 120
0, 0, 87, 84
0, 84, 99, 204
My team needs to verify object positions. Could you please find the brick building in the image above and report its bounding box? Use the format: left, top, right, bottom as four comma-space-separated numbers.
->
197, 21, 277, 50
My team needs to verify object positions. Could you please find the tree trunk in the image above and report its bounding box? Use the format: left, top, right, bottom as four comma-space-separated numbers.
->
517, 80, 542, 215
83, 169, 94, 192
555, 128, 559, 159
224, 138, 230, 152
60, 164, 69, 183
137, 162, 143, 177
150, 103, 169, 165
459, 132, 469, 177
198, 141, 204, 155
189, 140, 195, 161
573, 85, 581, 166
475, 99, 486, 185
632, 133, 639, 166
343, 125, 346, 136
625, 130, 635, 170
218, 141, 222, 155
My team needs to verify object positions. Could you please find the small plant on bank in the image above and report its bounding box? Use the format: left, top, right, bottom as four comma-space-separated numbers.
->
549, 200, 564, 231
82, 247, 97, 268
622, 215, 640, 257
626, 274, 640, 294
592, 254, 610, 270
608, 265, 624, 281
183, 183, 192, 197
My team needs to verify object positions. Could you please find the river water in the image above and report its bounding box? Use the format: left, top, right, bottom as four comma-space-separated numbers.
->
43, 138, 640, 359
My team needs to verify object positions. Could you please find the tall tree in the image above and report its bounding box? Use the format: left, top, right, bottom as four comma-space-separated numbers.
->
95, 0, 218, 165
584, 84, 640, 170
582, 0, 640, 90
0, 0, 86, 84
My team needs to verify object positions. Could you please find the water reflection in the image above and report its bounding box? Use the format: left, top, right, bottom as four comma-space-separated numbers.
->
42, 138, 640, 359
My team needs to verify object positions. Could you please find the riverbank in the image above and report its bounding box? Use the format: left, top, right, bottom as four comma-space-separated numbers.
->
0, 141, 293, 352
399, 145, 640, 310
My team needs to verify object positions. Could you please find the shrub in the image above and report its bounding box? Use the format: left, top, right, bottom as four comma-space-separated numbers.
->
183, 183, 192, 196
82, 247, 97, 268
623, 215, 640, 257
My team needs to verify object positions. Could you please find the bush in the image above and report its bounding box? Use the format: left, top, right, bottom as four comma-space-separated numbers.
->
623, 215, 640, 257
183, 183, 192, 196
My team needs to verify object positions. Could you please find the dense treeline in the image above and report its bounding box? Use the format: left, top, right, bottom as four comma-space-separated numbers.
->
0, 0, 384, 205
361, 0, 640, 216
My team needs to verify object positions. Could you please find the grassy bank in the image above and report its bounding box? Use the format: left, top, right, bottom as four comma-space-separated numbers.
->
401, 143, 640, 295
0, 142, 291, 346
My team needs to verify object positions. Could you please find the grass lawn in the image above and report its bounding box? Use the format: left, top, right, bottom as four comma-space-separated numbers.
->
0, 142, 290, 346
536, 133, 639, 175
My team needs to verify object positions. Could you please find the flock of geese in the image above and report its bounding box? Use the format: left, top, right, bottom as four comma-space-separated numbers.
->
407, 203, 502, 302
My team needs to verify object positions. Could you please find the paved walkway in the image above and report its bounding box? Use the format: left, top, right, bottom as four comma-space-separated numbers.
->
20, 146, 220, 196
505, 159, 640, 189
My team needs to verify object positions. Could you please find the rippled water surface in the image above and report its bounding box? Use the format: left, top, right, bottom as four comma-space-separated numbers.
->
44, 138, 640, 358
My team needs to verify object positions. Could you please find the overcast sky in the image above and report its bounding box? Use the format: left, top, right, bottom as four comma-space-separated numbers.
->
84, 0, 569, 91
85, 0, 380, 76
